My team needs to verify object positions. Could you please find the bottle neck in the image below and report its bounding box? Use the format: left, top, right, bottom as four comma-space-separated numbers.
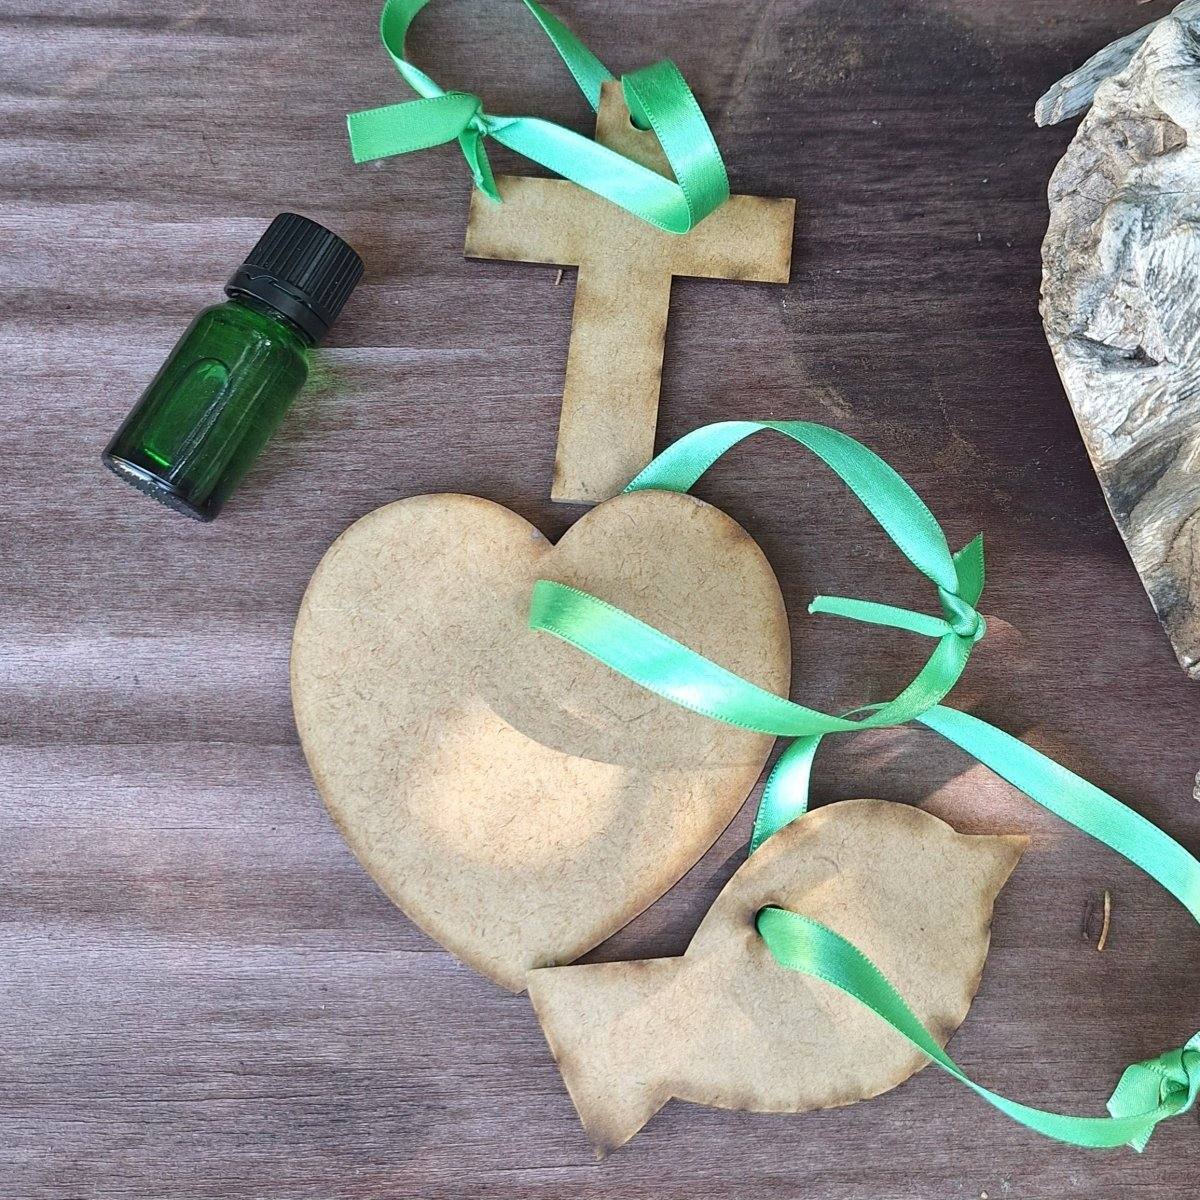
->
227, 293, 316, 348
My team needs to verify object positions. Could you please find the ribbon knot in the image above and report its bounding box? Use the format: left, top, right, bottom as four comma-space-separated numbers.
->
467, 106, 485, 130
346, 0, 731, 234
1107, 1033, 1200, 1151
939, 588, 986, 643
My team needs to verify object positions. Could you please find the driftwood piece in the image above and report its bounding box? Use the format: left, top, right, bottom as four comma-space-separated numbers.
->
1040, 11, 1200, 678
528, 799, 1026, 1153
1034, 1, 1200, 127
465, 83, 794, 505
291, 489, 790, 991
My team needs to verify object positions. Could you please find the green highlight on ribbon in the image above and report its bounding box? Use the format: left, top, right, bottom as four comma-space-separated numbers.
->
527, 418, 1200, 1152
757, 907, 1200, 1152
346, 0, 730, 234
531, 421, 989, 744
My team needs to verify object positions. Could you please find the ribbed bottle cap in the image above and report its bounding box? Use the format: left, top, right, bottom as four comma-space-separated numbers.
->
225, 213, 363, 344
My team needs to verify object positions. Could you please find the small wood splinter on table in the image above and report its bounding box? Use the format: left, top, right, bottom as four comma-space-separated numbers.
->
1084, 889, 1113, 951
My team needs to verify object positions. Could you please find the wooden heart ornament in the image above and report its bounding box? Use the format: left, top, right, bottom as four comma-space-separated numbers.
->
291, 490, 790, 990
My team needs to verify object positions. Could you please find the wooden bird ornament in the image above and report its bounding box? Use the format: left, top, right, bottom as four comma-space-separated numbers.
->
528, 799, 1026, 1152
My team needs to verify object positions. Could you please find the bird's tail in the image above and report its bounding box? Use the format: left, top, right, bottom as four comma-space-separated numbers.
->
527, 956, 683, 1154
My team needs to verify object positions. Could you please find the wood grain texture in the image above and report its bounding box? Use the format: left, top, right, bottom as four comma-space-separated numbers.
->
1, 1, 1198, 1197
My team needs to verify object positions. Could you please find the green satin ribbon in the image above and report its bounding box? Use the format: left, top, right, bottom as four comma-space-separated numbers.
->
531, 421, 987, 741
526, 419, 1200, 1151
758, 909, 1200, 1151
754, 707, 1200, 1151
347, 0, 730, 233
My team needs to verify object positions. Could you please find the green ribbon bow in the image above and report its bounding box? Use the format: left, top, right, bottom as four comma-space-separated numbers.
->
528, 419, 1200, 1151
346, 0, 730, 234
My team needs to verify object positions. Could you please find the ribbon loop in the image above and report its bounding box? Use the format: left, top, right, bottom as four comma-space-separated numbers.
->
530, 421, 988, 748
348, 0, 732, 233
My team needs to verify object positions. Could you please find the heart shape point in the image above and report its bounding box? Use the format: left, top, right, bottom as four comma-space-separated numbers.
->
292, 488, 790, 990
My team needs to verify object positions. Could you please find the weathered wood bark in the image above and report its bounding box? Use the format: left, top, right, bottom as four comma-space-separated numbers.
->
1034, 0, 1200, 126
1041, 6, 1200, 678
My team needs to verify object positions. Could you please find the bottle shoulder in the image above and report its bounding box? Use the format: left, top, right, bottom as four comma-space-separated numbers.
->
192, 300, 311, 361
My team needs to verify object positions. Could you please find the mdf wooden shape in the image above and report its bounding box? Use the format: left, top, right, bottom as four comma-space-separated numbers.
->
291, 488, 791, 992
465, 82, 795, 504
529, 799, 1026, 1153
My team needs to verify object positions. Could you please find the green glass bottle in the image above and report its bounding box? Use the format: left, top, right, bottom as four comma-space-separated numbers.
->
103, 213, 363, 521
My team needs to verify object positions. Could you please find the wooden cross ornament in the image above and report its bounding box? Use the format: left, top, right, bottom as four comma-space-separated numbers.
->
466, 82, 795, 504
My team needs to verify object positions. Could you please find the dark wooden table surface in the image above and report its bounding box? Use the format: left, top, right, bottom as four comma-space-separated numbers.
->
4, 1, 1199, 1196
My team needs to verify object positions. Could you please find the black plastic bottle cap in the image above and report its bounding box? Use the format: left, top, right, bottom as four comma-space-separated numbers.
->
225, 213, 364, 344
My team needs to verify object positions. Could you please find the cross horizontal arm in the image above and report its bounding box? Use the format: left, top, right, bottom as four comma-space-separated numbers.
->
465, 177, 589, 267
665, 194, 795, 282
